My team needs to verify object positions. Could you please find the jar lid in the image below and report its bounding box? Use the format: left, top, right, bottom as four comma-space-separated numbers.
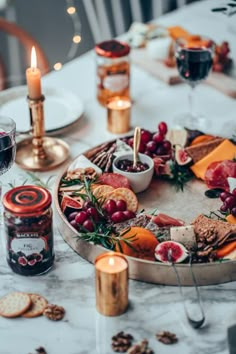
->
3, 185, 52, 215
95, 40, 130, 58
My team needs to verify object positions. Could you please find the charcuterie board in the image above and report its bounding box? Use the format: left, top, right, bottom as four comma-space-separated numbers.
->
55, 135, 236, 286
131, 48, 236, 99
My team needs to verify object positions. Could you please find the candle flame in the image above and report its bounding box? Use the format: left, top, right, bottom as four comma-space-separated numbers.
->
108, 257, 115, 266
117, 100, 124, 108
31, 46, 37, 69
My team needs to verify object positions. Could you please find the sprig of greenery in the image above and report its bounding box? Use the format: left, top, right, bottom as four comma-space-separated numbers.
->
204, 211, 227, 221
163, 161, 193, 192
76, 225, 138, 252
25, 172, 55, 190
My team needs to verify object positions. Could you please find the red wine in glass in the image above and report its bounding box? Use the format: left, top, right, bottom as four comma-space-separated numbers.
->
174, 38, 214, 130
0, 117, 16, 176
176, 47, 213, 84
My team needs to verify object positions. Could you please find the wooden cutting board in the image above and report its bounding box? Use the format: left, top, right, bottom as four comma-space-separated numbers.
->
131, 48, 236, 99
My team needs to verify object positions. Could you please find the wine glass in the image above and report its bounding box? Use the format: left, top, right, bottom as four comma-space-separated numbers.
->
174, 37, 215, 130
0, 116, 16, 196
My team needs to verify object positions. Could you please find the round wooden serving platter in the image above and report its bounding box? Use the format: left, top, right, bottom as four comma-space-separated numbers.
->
55, 144, 236, 286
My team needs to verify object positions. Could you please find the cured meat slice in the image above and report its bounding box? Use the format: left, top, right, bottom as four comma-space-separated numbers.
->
152, 213, 185, 227
98, 173, 130, 189
205, 160, 236, 191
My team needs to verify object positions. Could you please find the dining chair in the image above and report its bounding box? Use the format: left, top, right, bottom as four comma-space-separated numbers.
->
81, 0, 201, 44
0, 17, 49, 90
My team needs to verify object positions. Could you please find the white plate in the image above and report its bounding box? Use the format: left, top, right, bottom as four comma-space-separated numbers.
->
0, 86, 84, 135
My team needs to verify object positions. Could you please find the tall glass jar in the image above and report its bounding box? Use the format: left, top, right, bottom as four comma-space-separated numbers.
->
95, 39, 130, 106
3, 185, 54, 276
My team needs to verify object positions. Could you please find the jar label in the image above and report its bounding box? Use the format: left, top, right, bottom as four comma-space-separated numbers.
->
11, 237, 45, 257
103, 74, 129, 92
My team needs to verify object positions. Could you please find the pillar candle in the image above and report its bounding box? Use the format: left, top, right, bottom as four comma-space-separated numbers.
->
95, 252, 129, 316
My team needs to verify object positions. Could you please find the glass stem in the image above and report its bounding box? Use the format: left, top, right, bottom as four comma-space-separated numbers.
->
189, 84, 196, 123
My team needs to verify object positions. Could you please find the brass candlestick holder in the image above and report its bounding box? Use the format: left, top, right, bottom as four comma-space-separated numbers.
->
16, 95, 69, 171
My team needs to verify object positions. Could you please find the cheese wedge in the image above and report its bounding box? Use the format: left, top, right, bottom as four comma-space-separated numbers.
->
191, 139, 236, 180
170, 225, 196, 249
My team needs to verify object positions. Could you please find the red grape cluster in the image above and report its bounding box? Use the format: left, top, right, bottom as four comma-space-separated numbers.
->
68, 200, 101, 232
67, 198, 136, 232
123, 122, 172, 158
103, 199, 136, 223
220, 189, 236, 216
213, 41, 230, 72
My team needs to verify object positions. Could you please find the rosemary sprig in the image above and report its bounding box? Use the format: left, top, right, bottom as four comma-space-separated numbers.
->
76, 225, 138, 252
25, 172, 55, 190
204, 211, 227, 221
163, 161, 193, 192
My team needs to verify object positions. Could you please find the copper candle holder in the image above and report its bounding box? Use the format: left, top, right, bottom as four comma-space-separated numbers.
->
15, 95, 69, 171
106, 96, 131, 134
95, 252, 129, 317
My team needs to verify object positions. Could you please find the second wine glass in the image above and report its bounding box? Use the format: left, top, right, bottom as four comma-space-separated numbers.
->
174, 37, 214, 130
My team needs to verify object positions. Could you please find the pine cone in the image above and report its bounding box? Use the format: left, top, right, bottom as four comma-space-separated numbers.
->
156, 331, 178, 344
43, 304, 65, 321
111, 331, 134, 352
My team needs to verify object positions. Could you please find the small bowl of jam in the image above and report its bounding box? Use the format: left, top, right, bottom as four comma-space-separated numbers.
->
112, 153, 154, 193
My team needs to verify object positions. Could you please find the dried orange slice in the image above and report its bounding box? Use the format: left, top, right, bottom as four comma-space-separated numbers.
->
115, 227, 158, 261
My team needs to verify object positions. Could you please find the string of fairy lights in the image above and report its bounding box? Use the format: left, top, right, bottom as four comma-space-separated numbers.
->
53, 0, 82, 71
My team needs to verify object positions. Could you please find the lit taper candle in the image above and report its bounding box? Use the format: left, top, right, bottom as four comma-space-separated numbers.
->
26, 46, 42, 100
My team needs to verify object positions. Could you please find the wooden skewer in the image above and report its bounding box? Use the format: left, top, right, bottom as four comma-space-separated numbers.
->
133, 126, 141, 168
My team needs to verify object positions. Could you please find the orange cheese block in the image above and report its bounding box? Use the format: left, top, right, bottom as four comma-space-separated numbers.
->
226, 215, 236, 224
168, 26, 190, 40
191, 139, 236, 180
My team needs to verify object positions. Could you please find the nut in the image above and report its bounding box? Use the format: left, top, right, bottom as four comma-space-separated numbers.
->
43, 304, 65, 321
127, 339, 154, 354
156, 330, 178, 345
111, 331, 134, 352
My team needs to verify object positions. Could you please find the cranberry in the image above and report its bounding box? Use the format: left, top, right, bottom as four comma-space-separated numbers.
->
220, 203, 228, 213
232, 189, 236, 197
123, 210, 136, 220
82, 219, 94, 232
225, 196, 236, 210
68, 211, 78, 221
75, 211, 88, 225
231, 208, 236, 217
83, 200, 94, 209
111, 211, 126, 223
220, 192, 231, 202
87, 207, 99, 221
70, 219, 79, 230
158, 121, 168, 135
153, 133, 164, 143
128, 137, 134, 147
146, 141, 157, 153
116, 200, 127, 211
103, 199, 117, 215
162, 140, 172, 152
138, 142, 146, 153
141, 130, 152, 144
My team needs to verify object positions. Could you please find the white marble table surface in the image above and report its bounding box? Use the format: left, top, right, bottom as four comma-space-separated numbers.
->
1, 1, 236, 353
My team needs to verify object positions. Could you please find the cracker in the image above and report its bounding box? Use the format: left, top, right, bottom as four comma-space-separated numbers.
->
104, 188, 138, 212
93, 185, 114, 199
22, 294, 48, 318
0, 292, 31, 318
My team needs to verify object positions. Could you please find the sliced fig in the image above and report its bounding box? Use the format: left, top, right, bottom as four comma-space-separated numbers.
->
18, 256, 27, 266
155, 241, 188, 263
175, 145, 192, 166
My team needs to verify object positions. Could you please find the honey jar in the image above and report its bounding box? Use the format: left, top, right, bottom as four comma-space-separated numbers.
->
95, 39, 130, 106
3, 185, 54, 276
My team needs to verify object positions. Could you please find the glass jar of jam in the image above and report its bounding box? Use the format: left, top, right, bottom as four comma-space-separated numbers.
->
3, 185, 54, 276
95, 39, 130, 106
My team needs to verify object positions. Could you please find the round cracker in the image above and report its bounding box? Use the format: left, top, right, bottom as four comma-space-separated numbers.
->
93, 185, 114, 199
103, 188, 138, 212
0, 292, 31, 318
22, 293, 48, 318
